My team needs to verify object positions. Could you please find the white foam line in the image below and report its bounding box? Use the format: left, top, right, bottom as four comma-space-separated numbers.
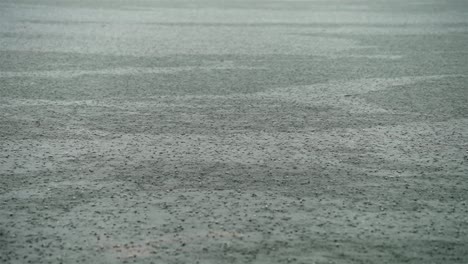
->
331, 54, 404, 60
0, 65, 262, 78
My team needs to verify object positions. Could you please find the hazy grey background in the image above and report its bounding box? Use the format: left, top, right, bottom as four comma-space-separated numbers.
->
1, 0, 467, 263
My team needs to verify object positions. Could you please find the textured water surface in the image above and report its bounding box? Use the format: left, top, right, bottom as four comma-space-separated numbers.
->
1, 0, 467, 263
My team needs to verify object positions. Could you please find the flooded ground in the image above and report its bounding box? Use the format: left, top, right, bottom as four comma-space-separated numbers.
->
1, 0, 467, 263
